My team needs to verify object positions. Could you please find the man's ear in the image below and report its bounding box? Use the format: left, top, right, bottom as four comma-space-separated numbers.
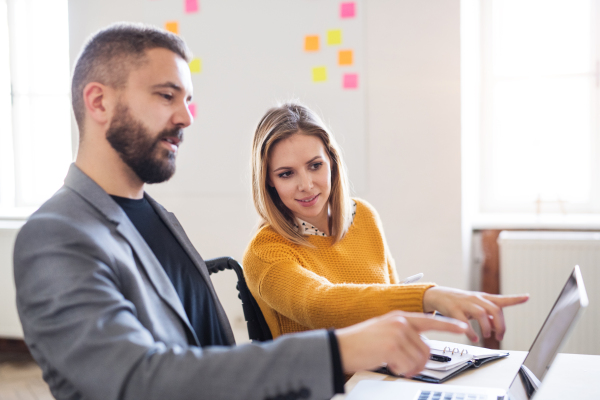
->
82, 82, 114, 126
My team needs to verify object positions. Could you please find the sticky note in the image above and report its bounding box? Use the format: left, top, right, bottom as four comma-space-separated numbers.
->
340, 2, 356, 18
189, 58, 201, 73
304, 35, 319, 52
185, 0, 199, 13
189, 102, 196, 118
165, 21, 179, 35
338, 50, 353, 66
312, 66, 327, 82
343, 73, 358, 89
327, 29, 342, 45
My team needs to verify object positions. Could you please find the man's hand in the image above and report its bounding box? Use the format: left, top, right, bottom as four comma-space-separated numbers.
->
335, 311, 468, 377
423, 287, 529, 342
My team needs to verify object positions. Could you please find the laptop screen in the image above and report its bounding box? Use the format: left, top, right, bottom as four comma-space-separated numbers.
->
507, 265, 588, 399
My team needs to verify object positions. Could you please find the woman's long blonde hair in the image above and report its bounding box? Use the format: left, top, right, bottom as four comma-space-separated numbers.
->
251, 102, 353, 246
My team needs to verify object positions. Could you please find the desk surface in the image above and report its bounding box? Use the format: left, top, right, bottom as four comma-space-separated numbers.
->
333, 352, 600, 400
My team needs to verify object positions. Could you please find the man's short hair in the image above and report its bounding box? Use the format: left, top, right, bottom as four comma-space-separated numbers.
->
71, 22, 191, 135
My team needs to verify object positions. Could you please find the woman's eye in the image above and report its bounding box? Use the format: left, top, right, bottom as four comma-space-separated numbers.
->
311, 162, 323, 170
278, 171, 292, 178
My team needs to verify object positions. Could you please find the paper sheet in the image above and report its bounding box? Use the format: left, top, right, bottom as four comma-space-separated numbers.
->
339, 50, 353, 65
304, 35, 319, 51
343, 73, 358, 89
185, 0, 199, 14
340, 2, 356, 19
327, 29, 342, 45
165, 21, 179, 35
312, 66, 327, 82
189, 58, 201, 73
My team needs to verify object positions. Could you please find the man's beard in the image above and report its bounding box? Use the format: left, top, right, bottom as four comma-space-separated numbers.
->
106, 103, 183, 184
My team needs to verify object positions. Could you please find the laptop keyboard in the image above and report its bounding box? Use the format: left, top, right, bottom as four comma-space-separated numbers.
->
416, 390, 488, 400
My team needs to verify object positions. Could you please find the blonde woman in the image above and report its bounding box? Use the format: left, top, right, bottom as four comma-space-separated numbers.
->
243, 103, 528, 343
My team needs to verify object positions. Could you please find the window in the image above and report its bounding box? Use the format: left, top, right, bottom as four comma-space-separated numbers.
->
0, 0, 72, 218
477, 0, 600, 214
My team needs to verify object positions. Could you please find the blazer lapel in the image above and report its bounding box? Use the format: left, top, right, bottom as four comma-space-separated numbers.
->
63, 164, 199, 346
115, 221, 200, 345
146, 195, 236, 345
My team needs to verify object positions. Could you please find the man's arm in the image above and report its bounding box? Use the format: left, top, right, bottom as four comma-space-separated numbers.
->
14, 216, 336, 400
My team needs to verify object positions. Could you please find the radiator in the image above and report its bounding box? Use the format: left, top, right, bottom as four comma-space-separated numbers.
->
498, 231, 600, 355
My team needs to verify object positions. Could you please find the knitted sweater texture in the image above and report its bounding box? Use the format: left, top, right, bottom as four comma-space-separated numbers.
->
243, 198, 435, 338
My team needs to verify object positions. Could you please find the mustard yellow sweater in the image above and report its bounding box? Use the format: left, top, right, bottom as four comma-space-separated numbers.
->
243, 199, 435, 338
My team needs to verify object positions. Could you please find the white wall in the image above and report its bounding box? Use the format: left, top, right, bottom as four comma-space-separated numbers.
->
0, 0, 464, 343
0, 227, 21, 338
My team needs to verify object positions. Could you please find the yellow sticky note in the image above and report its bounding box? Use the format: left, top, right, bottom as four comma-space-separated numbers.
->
338, 50, 353, 66
327, 29, 342, 45
312, 66, 327, 82
165, 21, 179, 35
189, 58, 201, 73
304, 35, 320, 52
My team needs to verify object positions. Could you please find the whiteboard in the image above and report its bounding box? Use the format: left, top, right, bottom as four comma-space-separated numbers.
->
139, 0, 367, 196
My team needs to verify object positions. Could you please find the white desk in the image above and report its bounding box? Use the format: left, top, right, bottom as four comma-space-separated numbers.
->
333, 352, 600, 399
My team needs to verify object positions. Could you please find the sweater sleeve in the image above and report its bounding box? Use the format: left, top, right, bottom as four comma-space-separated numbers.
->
244, 242, 434, 331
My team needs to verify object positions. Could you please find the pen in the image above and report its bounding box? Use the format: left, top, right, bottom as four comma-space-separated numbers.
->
429, 354, 452, 362
400, 273, 424, 284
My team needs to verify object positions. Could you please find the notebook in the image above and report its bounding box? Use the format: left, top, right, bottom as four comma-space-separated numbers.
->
346, 265, 588, 400
415, 339, 508, 383
376, 338, 509, 383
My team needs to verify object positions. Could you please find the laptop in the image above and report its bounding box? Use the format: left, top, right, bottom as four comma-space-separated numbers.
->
345, 265, 588, 400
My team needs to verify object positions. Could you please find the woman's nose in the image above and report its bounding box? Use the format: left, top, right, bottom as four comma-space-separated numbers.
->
298, 171, 313, 191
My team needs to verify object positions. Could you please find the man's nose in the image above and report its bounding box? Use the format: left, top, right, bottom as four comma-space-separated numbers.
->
173, 101, 193, 128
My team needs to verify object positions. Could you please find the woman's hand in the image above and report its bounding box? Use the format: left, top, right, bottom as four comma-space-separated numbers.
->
335, 310, 468, 377
422, 287, 529, 342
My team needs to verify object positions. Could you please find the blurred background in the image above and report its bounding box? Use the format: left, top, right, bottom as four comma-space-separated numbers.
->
0, 0, 598, 356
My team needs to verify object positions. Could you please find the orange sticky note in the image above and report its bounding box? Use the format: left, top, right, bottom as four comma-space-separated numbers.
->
189, 58, 201, 73
338, 50, 353, 66
304, 35, 319, 52
327, 29, 342, 45
312, 66, 327, 82
165, 21, 179, 35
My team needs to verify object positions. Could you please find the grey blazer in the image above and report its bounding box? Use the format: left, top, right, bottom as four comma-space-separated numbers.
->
14, 164, 335, 400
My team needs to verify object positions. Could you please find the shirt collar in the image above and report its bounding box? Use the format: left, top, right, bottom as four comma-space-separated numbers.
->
295, 200, 357, 237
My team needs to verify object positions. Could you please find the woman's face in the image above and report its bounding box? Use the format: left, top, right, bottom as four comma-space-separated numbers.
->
268, 133, 332, 231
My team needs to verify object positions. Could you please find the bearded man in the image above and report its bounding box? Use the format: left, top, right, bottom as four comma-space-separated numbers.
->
13, 23, 466, 400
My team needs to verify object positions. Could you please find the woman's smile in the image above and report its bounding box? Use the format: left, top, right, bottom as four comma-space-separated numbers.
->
296, 193, 320, 207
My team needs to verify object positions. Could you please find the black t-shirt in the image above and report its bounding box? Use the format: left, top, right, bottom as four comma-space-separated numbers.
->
111, 195, 229, 347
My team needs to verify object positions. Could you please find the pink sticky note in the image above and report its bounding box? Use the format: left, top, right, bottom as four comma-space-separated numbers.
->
343, 73, 358, 89
185, 0, 199, 13
189, 102, 197, 118
340, 2, 356, 18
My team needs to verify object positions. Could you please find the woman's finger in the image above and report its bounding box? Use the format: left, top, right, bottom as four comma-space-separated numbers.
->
469, 295, 506, 340
465, 303, 492, 339
436, 309, 479, 342
483, 293, 530, 308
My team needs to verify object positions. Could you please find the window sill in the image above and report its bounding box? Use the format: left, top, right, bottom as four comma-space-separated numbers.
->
0, 208, 34, 230
471, 213, 600, 231
0, 219, 26, 230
